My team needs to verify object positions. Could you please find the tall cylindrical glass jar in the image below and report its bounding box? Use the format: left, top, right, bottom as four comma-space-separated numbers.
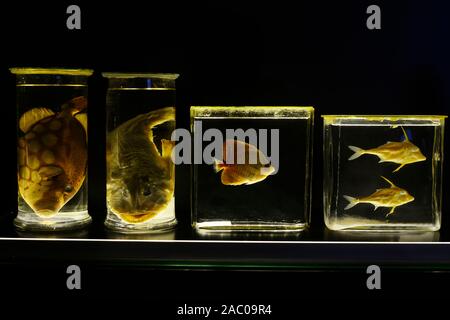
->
11, 68, 92, 231
103, 73, 178, 233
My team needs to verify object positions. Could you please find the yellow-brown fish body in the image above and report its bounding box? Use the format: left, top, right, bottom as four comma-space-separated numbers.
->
343, 176, 414, 217
17, 96, 88, 216
214, 140, 275, 186
348, 127, 426, 172
107, 107, 175, 224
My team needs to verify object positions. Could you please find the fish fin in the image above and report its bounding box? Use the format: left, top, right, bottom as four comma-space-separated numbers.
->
381, 176, 396, 187
386, 206, 396, 217
393, 164, 405, 173
213, 159, 226, 173
221, 172, 244, 186
348, 146, 365, 161
74, 113, 88, 134
245, 175, 270, 185
62, 96, 87, 115
343, 195, 358, 210
400, 126, 409, 142
38, 166, 63, 179
161, 139, 175, 158
145, 107, 175, 129
373, 205, 379, 211
19, 108, 55, 133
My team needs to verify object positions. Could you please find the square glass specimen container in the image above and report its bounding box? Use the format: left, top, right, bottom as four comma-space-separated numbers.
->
103, 73, 178, 233
323, 115, 446, 231
191, 106, 314, 232
11, 68, 93, 231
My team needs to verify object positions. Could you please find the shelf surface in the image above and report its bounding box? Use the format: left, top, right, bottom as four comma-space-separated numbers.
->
1, 212, 450, 269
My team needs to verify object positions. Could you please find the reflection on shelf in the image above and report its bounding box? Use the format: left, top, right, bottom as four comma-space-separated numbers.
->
324, 229, 440, 242
105, 229, 176, 241
195, 229, 309, 241
16, 229, 89, 239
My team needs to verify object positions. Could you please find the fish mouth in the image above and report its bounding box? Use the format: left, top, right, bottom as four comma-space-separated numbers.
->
117, 212, 158, 223
32, 197, 64, 217
34, 208, 59, 217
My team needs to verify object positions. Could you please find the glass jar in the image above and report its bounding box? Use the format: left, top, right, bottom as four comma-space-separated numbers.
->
323, 115, 446, 231
191, 106, 314, 232
103, 73, 178, 233
11, 68, 92, 231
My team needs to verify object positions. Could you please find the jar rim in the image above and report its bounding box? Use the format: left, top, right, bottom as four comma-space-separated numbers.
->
190, 106, 314, 118
9, 68, 93, 76
191, 106, 314, 112
322, 115, 447, 120
102, 72, 179, 80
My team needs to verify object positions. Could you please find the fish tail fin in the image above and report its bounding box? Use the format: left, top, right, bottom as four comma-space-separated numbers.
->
213, 159, 225, 173
343, 195, 358, 210
348, 146, 365, 161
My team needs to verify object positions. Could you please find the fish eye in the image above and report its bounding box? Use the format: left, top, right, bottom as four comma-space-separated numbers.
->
142, 185, 152, 197
263, 163, 272, 168
139, 176, 153, 196
64, 185, 73, 193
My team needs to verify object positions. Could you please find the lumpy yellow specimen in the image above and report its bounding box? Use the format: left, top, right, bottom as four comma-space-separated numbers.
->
17, 96, 88, 216
107, 107, 175, 224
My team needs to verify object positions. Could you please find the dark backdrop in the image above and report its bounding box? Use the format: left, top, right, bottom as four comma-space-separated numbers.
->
1, 0, 450, 303
1, 0, 449, 232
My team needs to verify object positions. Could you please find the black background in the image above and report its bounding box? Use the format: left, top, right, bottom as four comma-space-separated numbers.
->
1, 0, 450, 306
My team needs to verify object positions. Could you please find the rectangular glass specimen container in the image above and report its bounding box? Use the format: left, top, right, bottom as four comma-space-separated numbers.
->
323, 115, 446, 231
191, 106, 314, 232
103, 73, 178, 233
11, 68, 92, 231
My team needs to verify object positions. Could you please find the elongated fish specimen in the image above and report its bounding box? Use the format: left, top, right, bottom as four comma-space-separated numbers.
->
343, 176, 414, 217
18, 96, 88, 216
214, 139, 275, 186
348, 127, 426, 172
107, 107, 175, 223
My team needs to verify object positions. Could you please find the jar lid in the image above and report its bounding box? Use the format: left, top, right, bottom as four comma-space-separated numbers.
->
9, 68, 93, 76
322, 115, 447, 120
102, 72, 179, 80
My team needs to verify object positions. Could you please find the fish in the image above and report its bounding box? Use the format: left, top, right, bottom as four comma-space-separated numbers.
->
213, 139, 275, 186
343, 176, 414, 217
348, 127, 426, 172
17, 96, 88, 216
106, 107, 175, 223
